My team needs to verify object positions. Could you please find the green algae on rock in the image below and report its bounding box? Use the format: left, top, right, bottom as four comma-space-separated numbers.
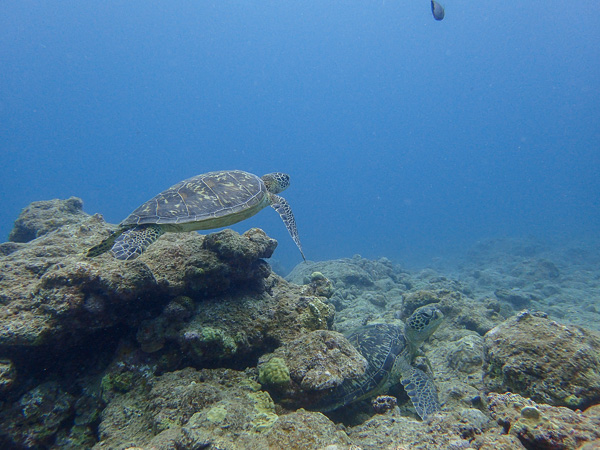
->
184, 326, 239, 360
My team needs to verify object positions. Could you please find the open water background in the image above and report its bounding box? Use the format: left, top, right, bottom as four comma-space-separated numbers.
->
1, 1, 598, 272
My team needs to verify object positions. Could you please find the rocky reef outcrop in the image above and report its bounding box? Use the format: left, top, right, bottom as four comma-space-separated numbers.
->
0, 201, 282, 350
257, 329, 368, 408
0, 198, 334, 448
1, 199, 600, 449
8, 197, 89, 243
483, 309, 600, 409
484, 392, 600, 449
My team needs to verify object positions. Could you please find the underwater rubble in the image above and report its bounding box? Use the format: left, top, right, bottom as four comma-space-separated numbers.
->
457, 236, 600, 332
0, 198, 599, 449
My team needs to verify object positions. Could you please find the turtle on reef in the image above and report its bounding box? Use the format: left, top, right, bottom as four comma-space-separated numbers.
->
319, 305, 444, 420
86, 170, 305, 261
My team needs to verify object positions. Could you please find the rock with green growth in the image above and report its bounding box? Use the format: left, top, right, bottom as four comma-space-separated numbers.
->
101, 371, 136, 397
97, 367, 286, 449
183, 326, 238, 360
310, 271, 327, 281
168, 275, 335, 365
258, 357, 291, 388
184, 385, 279, 434
145, 228, 276, 297
206, 403, 228, 424
258, 329, 367, 408
306, 271, 335, 298
248, 391, 279, 431
299, 297, 334, 330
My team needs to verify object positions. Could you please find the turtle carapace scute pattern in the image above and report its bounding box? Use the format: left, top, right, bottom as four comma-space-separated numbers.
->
86, 170, 305, 261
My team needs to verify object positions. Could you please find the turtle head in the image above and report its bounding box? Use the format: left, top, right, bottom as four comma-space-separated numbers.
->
404, 305, 443, 346
262, 172, 290, 194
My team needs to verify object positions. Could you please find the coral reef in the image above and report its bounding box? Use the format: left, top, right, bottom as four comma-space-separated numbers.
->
95, 366, 350, 449
484, 392, 600, 449
257, 329, 367, 407
371, 395, 398, 413
0, 199, 338, 447
483, 309, 600, 409
258, 357, 291, 387
8, 197, 88, 243
1, 202, 600, 448
0, 212, 158, 348
0, 381, 76, 448
0, 199, 296, 353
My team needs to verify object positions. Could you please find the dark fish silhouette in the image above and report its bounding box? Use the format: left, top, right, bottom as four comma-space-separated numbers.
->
431, 0, 445, 20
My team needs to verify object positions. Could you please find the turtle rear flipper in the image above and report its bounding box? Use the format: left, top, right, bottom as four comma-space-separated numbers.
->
270, 194, 305, 261
110, 225, 164, 260
400, 366, 440, 420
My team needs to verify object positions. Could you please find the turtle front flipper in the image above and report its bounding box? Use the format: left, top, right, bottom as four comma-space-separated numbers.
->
110, 225, 164, 260
270, 194, 305, 261
86, 230, 123, 258
400, 366, 440, 420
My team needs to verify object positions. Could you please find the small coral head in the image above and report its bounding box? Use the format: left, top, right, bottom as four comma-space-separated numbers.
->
262, 173, 290, 194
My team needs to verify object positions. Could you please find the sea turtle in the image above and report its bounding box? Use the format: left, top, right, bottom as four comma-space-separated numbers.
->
319, 305, 444, 420
86, 170, 305, 261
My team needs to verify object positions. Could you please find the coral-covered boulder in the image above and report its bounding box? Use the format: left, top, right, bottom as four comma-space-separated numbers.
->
485, 392, 600, 449
135, 274, 335, 366
96, 367, 350, 449
257, 329, 367, 400
0, 381, 75, 448
483, 311, 600, 409
287, 257, 377, 287
8, 197, 88, 243
142, 227, 277, 297
0, 215, 159, 348
0, 200, 283, 351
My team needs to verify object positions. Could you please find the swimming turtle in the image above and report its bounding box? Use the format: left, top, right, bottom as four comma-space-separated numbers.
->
86, 170, 305, 261
319, 305, 444, 420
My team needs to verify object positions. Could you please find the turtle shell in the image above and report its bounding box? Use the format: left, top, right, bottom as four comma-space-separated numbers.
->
121, 170, 270, 231
325, 323, 407, 409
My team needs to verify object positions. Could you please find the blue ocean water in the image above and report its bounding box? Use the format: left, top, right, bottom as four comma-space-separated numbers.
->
1, 1, 598, 272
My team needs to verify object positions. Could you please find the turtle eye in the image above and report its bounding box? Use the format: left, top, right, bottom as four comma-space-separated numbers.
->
419, 311, 432, 321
